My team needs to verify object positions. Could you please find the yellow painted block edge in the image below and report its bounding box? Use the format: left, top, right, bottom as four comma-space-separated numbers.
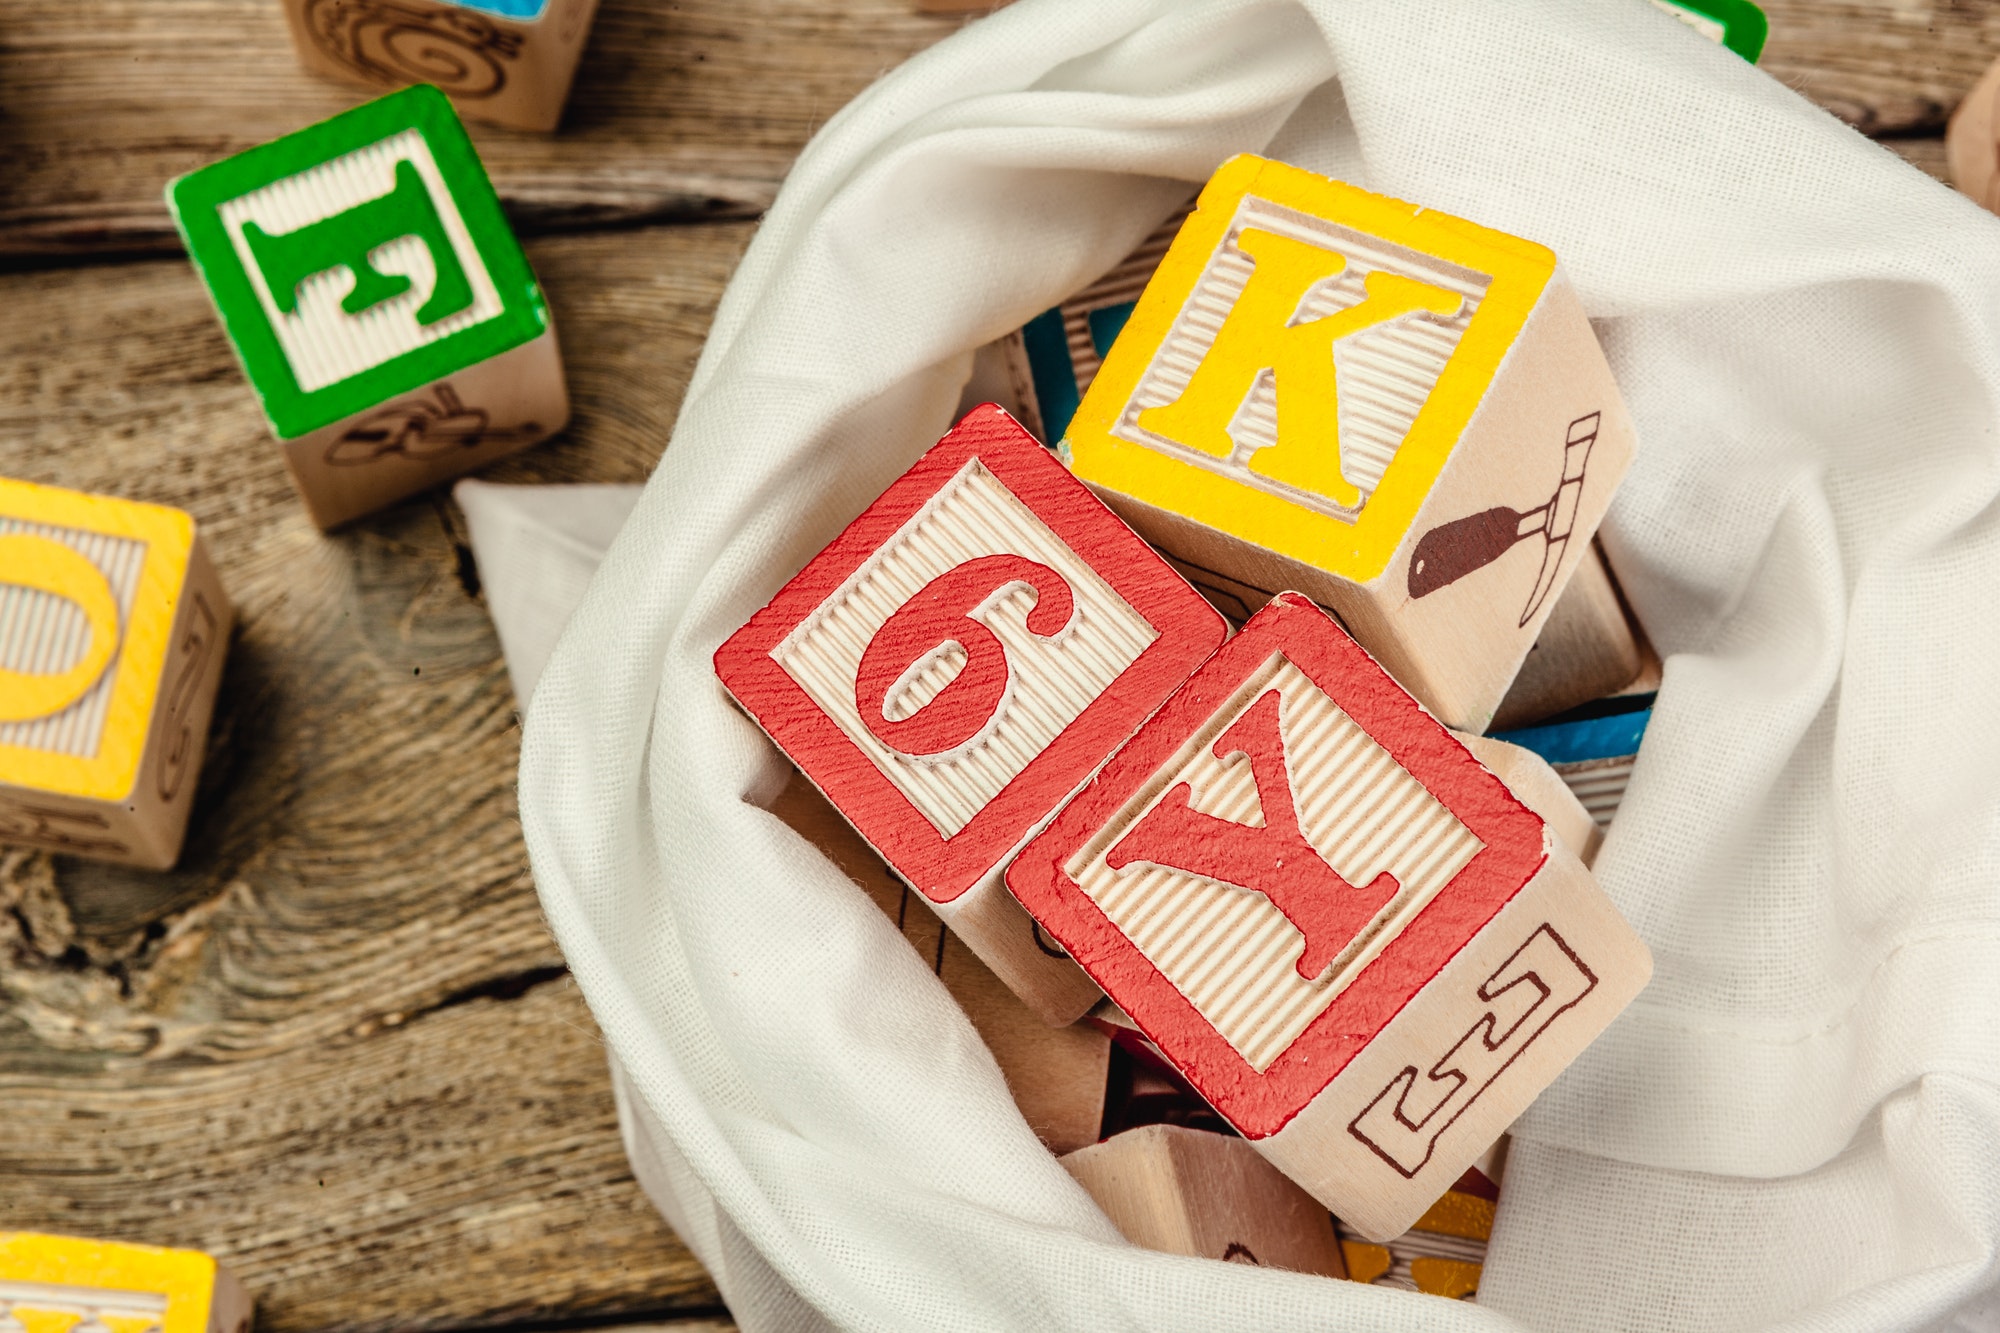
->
0, 1232, 218, 1333
1410, 1188, 1495, 1242
1066, 153, 1555, 585
0, 479, 193, 802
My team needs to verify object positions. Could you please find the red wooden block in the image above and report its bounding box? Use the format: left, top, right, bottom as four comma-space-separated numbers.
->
1006, 592, 1649, 1238
715, 404, 1228, 1024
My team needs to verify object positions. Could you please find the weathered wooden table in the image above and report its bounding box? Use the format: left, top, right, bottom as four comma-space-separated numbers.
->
0, 3, 1977, 1329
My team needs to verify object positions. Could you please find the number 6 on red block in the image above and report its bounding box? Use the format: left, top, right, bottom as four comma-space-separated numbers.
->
1005, 592, 1651, 1240
714, 404, 1229, 1024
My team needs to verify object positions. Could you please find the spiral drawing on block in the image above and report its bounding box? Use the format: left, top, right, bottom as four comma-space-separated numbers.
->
303, 0, 520, 98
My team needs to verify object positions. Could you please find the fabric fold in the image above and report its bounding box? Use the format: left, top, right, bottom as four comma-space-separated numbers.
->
514, 0, 2000, 1326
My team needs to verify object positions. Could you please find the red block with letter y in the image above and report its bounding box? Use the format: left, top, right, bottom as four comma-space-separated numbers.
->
714, 404, 1229, 1025
1006, 593, 1651, 1239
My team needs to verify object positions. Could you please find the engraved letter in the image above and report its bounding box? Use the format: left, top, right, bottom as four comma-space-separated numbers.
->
853, 553, 1075, 758
244, 158, 473, 326
1138, 229, 1463, 509
1107, 688, 1398, 980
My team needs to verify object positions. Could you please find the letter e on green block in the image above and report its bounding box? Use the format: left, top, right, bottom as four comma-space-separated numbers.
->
167, 84, 548, 441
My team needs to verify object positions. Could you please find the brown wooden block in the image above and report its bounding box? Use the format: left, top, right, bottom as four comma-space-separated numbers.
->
1061, 1124, 1347, 1278
0, 1232, 253, 1333
771, 770, 1110, 1155
1064, 154, 1638, 732
0, 479, 233, 870
281, 0, 603, 134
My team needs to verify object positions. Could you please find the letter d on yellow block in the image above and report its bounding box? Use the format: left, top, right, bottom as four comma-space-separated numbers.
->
0, 477, 233, 870
0, 534, 121, 723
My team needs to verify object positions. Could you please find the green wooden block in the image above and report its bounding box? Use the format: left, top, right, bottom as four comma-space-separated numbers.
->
1648, 0, 1768, 62
167, 84, 566, 529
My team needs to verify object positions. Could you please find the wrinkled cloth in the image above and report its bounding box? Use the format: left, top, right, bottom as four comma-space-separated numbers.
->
510, 0, 2000, 1327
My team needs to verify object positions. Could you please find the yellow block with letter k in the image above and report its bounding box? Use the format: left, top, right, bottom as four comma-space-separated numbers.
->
1064, 152, 1557, 585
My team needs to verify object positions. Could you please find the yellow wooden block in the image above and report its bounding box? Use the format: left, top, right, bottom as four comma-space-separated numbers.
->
1065, 154, 1637, 731
0, 478, 233, 869
0, 1232, 252, 1333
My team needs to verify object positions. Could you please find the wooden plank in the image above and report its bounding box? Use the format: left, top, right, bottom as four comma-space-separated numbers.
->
1883, 134, 1950, 184
0, 0, 966, 259
0, 221, 756, 1332
1757, 1, 1997, 136
0, 0, 1978, 262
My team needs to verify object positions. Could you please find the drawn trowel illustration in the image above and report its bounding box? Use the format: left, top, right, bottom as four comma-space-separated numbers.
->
1406, 411, 1599, 626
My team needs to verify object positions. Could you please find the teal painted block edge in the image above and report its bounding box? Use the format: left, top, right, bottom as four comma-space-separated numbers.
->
1494, 701, 1653, 766
450, 0, 549, 16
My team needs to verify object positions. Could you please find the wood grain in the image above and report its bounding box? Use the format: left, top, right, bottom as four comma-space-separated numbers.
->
0, 221, 754, 1332
0, 0, 969, 259
1758, 0, 1997, 136
0, 0, 1979, 262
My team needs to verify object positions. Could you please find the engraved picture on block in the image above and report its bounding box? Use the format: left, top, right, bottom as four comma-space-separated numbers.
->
0, 479, 233, 871
1007, 593, 1650, 1238
168, 84, 568, 529
1064, 154, 1637, 731
284, 0, 603, 133
714, 405, 1228, 1024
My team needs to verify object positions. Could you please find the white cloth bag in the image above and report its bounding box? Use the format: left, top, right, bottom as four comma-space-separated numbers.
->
515, 0, 2000, 1327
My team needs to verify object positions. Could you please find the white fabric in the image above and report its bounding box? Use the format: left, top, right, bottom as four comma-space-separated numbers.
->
509, 0, 2000, 1327
454, 478, 644, 706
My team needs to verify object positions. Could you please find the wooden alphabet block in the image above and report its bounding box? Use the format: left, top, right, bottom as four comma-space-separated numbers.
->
715, 404, 1229, 1025
281, 0, 601, 133
1646, 0, 1767, 60
1062, 154, 1637, 732
0, 1232, 252, 1333
0, 480, 233, 870
770, 770, 1110, 1154
1061, 1124, 1347, 1278
168, 84, 568, 530
1006, 592, 1651, 1240
986, 207, 1649, 727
